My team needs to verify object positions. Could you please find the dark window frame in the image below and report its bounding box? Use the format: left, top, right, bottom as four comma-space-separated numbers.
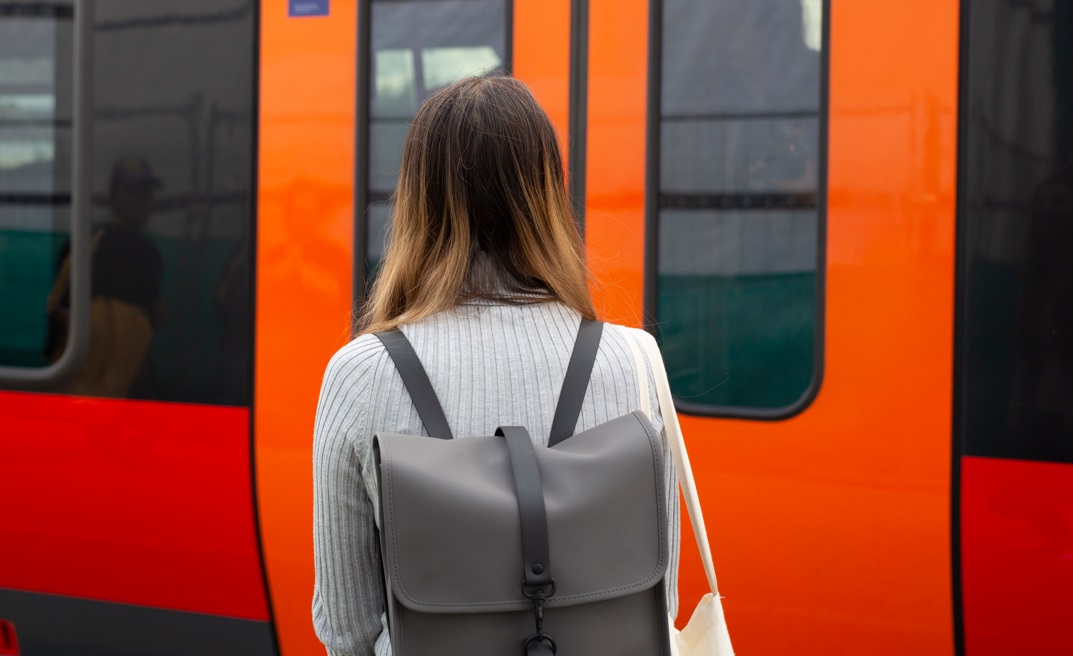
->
354, 0, 514, 302
568, 0, 588, 233
950, 2, 970, 652
643, 0, 830, 420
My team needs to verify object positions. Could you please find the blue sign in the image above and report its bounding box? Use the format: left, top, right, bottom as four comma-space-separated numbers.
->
289, 0, 329, 17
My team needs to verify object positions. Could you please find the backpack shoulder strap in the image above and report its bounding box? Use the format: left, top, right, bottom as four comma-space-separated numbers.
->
375, 329, 454, 439
548, 320, 604, 447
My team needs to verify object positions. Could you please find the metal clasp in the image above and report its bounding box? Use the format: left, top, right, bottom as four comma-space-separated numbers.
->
524, 633, 557, 655
522, 582, 556, 655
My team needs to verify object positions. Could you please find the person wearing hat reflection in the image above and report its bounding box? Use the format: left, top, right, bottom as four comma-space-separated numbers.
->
46, 156, 164, 398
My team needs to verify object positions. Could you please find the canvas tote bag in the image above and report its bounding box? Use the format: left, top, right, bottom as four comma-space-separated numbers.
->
626, 328, 735, 656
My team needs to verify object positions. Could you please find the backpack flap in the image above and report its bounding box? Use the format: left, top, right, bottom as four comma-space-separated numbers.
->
374, 411, 667, 614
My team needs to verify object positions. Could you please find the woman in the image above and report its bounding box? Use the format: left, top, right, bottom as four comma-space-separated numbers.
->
312, 75, 679, 655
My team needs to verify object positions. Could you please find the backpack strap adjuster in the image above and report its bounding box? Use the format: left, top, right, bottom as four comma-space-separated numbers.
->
522, 579, 556, 599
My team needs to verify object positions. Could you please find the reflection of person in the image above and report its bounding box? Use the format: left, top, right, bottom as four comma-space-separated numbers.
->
214, 236, 250, 405
311, 76, 679, 654
1009, 176, 1073, 459
46, 156, 164, 398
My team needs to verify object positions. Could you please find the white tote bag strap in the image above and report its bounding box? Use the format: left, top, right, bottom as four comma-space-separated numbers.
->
628, 328, 720, 597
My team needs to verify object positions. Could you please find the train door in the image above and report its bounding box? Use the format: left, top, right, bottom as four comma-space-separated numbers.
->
584, 0, 960, 653
0, 1, 271, 653
256, 2, 577, 653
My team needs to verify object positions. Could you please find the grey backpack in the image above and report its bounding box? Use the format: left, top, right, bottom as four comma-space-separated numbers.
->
372, 320, 671, 656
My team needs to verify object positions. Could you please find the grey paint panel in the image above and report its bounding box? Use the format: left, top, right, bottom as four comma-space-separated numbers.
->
0, 588, 276, 656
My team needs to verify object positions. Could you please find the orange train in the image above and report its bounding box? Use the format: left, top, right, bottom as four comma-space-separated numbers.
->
0, 0, 1070, 655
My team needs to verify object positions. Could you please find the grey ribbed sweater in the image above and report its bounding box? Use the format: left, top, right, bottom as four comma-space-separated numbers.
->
312, 300, 680, 656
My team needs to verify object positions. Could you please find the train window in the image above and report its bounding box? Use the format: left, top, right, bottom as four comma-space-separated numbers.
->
359, 0, 510, 280
0, 1, 256, 406
648, 0, 825, 416
0, 2, 72, 370
957, 0, 1073, 464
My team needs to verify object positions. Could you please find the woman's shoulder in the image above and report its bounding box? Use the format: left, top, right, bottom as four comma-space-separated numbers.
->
321, 333, 391, 387
600, 321, 653, 340
598, 321, 659, 356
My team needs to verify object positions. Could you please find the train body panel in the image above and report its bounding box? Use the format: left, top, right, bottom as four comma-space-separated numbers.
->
256, 2, 356, 654
960, 457, 1073, 655
591, 1, 959, 651
0, 392, 266, 618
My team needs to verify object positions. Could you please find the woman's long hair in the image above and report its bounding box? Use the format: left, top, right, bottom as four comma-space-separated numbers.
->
356, 75, 595, 335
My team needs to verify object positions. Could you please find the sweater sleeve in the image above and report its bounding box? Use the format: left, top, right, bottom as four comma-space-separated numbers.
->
312, 339, 389, 656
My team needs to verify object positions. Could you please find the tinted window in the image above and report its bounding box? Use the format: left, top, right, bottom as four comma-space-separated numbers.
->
652, 0, 824, 413
361, 0, 509, 277
0, 1, 255, 406
958, 0, 1073, 463
0, 3, 72, 369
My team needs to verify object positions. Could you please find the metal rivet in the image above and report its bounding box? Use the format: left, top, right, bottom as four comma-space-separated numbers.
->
531, 563, 544, 575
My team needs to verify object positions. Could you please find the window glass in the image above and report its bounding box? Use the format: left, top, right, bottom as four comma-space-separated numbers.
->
363, 0, 508, 277
0, 1, 256, 406
373, 49, 416, 117
420, 46, 502, 89
0, 3, 71, 369
959, 0, 1073, 463
654, 0, 824, 412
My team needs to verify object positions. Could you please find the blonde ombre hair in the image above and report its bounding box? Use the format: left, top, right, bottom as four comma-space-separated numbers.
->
356, 75, 595, 335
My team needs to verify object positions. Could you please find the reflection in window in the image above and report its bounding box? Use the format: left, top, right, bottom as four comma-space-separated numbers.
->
0, 1, 256, 407
366, 202, 392, 264
421, 46, 502, 89
959, 0, 1073, 464
654, 0, 823, 412
88, 1, 256, 406
800, 0, 822, 51
374, 49, 416, 117
364, 0, 508, 276
0, 6, 70, 369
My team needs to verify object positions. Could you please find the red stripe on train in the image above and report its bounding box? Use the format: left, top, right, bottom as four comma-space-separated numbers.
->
0, 391, 268, 620
961, 455, 1073, 656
